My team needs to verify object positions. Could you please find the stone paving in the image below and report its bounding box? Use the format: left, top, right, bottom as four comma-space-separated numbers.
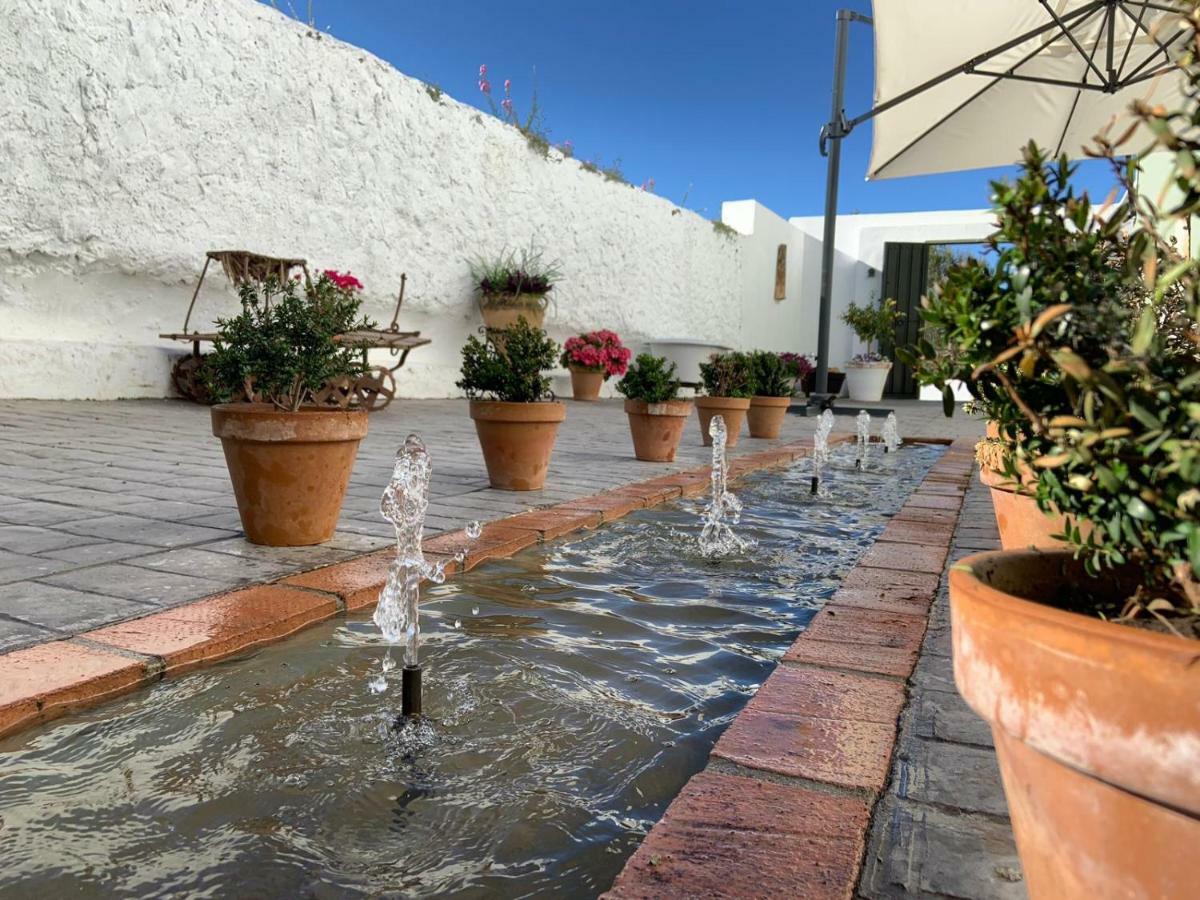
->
859, 477, 1025, 899
0, 397, 983, 653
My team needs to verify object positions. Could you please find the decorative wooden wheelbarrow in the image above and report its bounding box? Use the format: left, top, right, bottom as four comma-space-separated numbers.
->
160, 250, 430, 411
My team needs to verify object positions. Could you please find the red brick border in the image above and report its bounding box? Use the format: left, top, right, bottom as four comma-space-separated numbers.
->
603, 437, 977, 899
0, 436, 843, 741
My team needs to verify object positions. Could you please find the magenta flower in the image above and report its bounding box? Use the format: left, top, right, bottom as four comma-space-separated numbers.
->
479, 79, 491, 94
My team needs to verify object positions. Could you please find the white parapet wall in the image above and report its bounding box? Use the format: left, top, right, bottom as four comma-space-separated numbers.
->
0, 0, 1003, 402
0, 0, 748, 400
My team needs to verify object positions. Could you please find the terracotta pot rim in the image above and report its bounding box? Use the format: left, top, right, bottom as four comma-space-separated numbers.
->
694, 395, 752, 409
624, 398, 694, 417
568, 364, 606, 374
749, 395, 793, 407
211, 403, 369, 442
478, 291, 548, 309
951, 549, 1195, 652
468, 399, 567, 423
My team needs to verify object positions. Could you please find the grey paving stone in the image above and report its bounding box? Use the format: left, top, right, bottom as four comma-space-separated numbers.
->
54, 514, 236, 548
911, 688, 995, 749
39, 563, 229, 606
894, 735, 1011, 817
38, 541, 162, 565
0, 582, 154, 634
197, 537, 357, 570
0, 498, 110, 527
0, 525, 97, 555
860, 796, 1024, 900
0, 617, 58, 653
0, 550, 76, 584
131, 547, 296, 583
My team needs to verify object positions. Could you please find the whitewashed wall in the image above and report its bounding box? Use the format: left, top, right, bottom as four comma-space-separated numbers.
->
0, 0, 1003, 402
0, 0, 749, 400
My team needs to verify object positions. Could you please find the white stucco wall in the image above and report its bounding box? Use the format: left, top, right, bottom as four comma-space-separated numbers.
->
0, 0, 748, 400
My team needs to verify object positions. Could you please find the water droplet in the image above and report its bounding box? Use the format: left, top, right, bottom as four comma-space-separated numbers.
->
454, 619, 462, 629
465, 520, 482, 540
368, 674, 388, 694
471, 606, 479, 616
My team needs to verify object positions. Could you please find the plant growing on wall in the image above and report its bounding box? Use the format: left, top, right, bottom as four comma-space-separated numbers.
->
478, 65, 551, 156
206, 271, 372, 412
457, 317, 558, 403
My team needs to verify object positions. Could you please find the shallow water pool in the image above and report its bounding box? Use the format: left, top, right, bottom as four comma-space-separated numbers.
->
0, 444, 941, 899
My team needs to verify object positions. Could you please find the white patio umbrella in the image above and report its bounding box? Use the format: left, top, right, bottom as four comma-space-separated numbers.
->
811, 0, 1192, 396
868, 0, 1190, 179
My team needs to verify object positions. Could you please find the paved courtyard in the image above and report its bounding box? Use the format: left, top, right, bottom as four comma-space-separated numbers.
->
0, 397, 982, 652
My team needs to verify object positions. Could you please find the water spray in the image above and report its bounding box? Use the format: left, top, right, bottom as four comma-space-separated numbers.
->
698, 415, 747, 557
811, 408, 834, 494
854, 410, 871, 470
374, 434, 479, 722
882, 411, 901, 453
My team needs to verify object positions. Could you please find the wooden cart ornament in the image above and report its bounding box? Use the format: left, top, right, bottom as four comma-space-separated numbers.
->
160, 251, 430, 411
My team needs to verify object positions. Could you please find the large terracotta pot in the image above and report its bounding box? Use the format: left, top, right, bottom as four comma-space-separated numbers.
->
624, 399, 693, 462
747, 395, 792, 439
844, 361, 892, 402
478, 293, 547, 332
694, 396, 750, 447
569, 367, 604, 401
978, 464, 1081, 550
950, 549, 1200, 900
211, 404, 368, 546
469, 400, 566, 490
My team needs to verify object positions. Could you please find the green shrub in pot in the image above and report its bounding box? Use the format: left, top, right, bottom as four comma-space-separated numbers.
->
617, 354, 692, 462
695, 351, 752, 446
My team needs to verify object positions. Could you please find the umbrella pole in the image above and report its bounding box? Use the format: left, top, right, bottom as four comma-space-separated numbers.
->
814, 9, 863, 402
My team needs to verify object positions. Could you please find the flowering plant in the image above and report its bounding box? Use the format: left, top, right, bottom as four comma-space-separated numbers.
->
478, 64, 550, 155
778, 352, 814, 382
849, 351, 889, 366
469, 243, 562, 300
207, 270, 372, 412
560, 330, 631, 379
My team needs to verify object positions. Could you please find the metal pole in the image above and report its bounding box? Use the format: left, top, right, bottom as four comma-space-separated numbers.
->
815, 10, 857, 398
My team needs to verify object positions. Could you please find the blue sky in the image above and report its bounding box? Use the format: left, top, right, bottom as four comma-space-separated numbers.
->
267, 0, 1119, 219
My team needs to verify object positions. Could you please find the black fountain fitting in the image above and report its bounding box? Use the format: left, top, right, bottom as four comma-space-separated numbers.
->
401, 664, 422, 718
811, 475, 819, 494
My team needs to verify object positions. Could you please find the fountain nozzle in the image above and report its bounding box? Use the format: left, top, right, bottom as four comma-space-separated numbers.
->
401, 664, 422, 719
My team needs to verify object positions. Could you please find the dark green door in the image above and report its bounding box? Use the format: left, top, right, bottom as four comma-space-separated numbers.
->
881, 242, 929, 398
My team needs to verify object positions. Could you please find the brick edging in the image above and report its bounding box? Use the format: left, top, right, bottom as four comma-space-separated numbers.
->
602, 437, 977, 899
0, 437, 846, 741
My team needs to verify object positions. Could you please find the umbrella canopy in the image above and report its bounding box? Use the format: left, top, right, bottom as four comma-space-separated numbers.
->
867, 0, 1191, 179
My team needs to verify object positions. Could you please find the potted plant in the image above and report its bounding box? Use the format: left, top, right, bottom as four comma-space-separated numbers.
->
468, 243, 562, 335
911, 134, 1200, 897
206, 270, 372, 546
779, 352, 814, 396
560, 330, 632, 401
616, 353, 693, 461
840, 297, 903, 401
695, 352, 752, 447
458, 317, 565, 490
745, 350, 794, 439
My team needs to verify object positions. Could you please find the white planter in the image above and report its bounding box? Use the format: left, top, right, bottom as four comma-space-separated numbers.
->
644, 340, 733, 389
844, 362, 892, 402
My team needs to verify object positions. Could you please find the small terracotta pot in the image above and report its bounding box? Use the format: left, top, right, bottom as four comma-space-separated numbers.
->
478, 293, 547, 333
211, 404, 368, 546
694, 396, 750, 447
569, 367, 604, 401
979, 465, 1082, 550
469, 399, 566, 490
950, 549, 1200, 900
624, 398, 693, 462
747, 395, 792, 439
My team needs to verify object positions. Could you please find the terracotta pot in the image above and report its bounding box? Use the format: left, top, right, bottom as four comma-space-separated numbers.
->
624, 398, 693, 462
569, 367, 604, 401
478, 293, 547, 333
747, 395, 792, 439
694, 396, 751, 447
469, 400, 566, 490
979, 465, 1081, 551
950, 549, 1200, 900
211, 404, 368, 546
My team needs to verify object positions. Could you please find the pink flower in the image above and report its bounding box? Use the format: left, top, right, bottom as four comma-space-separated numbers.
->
479, 64, 488, 77
322, 269, 363, 291
479, 79, 491, 94
504, 79, 512, 94
501, 98, 513, 115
